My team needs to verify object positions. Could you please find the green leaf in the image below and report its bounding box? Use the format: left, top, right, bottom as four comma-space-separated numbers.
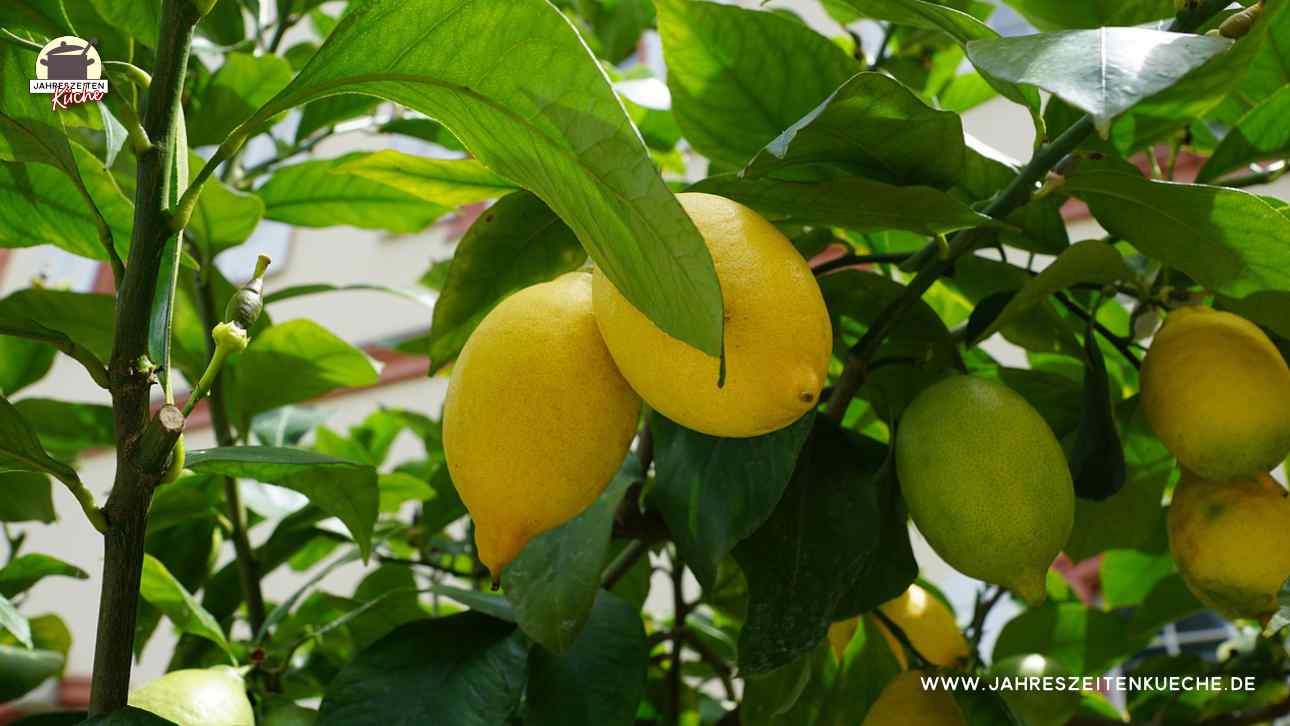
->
838, 0, 1042, 125
0, 337, 55, 396
0, 289, 115, 362
952, 256, 1082, 359
1198, 86, 1290, 183
139, 554, 234, 659
0, 44, 76, 171
690, 174, 995, 236
1219, 290, 1290, 341
237, 0, 725, 357
252, 406, 334, 447
257, 154, 449, 233
1101, 549, 1174, 610
189, 53, 294, 147
650, 411, 814, 589
186, 446, 379, 559
503, 457, 638, 654
13, 398, 114, 461
524, 591, 648, 726
3, 0, 75, 38
655, 0, 859, 167
741, 648, 815, 724
318, 613, 527, 726
0, 394, 81, 488
199, 0, 247, 45
186, 152, 265, 257
993, 601, 1131, 676
1126, 573, 1204, 639
734, 420, 885, 674
832, 458, 917, 619
966, 29, 1230, 136
86, 0, 159, 47
745, 72, 966, 190
0, 644, 63, 702
0, 554, 88, 598
1210, 0, 1290, 125
296, 95, 381, 143
0, 592, 30, 647
230, 319, 379, 426
334, 151, 519, 207
1064, 170, 1290, 299
999, 0, 1174, 30
0, 472, 55, 523
974, 240, 1130, 344
1068, 314, 1128, 501
427, 191, 585, 372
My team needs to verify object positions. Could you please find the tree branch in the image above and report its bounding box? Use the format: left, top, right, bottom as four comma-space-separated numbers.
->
90, 0, 199, 712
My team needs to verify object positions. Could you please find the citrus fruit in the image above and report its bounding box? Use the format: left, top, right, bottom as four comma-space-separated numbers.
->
443, 272, 641, 578
831, 584, 969, 669
1141, 306, 1290, 480
895, 375, 1074, 606
591, 192, 831, 438
1167, 470, 1290, 621
861, 671, 966, 726
128, 666, 254, 726
989, 654, 1080, 726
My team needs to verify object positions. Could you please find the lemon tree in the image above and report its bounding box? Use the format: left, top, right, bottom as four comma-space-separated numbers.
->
1, 0, 1290, 724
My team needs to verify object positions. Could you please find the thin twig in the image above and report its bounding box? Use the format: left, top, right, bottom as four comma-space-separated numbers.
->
873, 608, 931, 669
602, 539, 648, 589
1053, 292, 1141, 370
813, 252, 914, 277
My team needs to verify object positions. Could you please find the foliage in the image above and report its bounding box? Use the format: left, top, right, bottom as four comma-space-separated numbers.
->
1, 0, 1289, 723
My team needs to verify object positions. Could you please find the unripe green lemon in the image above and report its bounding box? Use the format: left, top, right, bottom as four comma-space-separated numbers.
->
1141, 306, 1290, 480
591, 193, 831, 438
989, 654, 1080, 726
443, 272, 641, 578
128, 666, 254, 726
1168, 470, 1290, 621
895, 376, 1074, 606
861, 671, 966, 726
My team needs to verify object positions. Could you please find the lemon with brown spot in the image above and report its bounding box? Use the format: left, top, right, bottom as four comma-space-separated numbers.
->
1168, 470, 1290, 621
1141, 306, 1290, 480
592, 193, 831, 438
443, 272, 641, 578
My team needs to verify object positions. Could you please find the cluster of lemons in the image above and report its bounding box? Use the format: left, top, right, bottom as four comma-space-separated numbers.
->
442, 193, 833, 578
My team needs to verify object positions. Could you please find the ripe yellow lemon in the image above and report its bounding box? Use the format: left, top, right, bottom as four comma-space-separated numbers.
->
1168, 470, 1290, 621
128, 666, 254, 726
861, 671, 966, 726
896, 376, 1074, 606
591, 193, 831, 438
830, 584, 969, 668
443, 272, 641, 577
1141, 306, 1290, 480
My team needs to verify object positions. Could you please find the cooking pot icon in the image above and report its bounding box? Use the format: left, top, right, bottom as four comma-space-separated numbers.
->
39, 38, 98, 81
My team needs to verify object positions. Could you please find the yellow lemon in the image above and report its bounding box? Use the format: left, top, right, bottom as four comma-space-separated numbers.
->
1141, 306, 1290, 480
591, 193, 831, 438
896, 376, 1074, 606
128, 666, 254, 726
830, 585, 968, 669
1167, 470, 1290, 621
861, 671, 966, 726
443, 272, 641, 577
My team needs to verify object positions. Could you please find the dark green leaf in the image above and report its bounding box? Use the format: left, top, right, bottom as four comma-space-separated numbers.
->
239, 0, 725, 356
0, 554, 89, 598
1126, 573, 1204, 639
734, 420, 885, 674
0, 289, 115, 362
999, 0, 1174, 30
740, 649, 815, 724
690, 174, 995, 236
0, 337, 55, 396
832, 458, 917, 619
335, 151, 519, 206
953, 690, 1023, 726
256, 154, 448, 233
86, 0, 159, 47
186, 446, 379, 559
503, 457, 638, 654
139, 554, 234, 659
0, 472, 55, 523
318, 613, 527, 726
0, 394, 81, 488
199, 0, 247, 45
992, 601, 1131, 676
651, 411, 814, 589
746, 72, 965, 189
0, 644, 63, 702
966, 29, 1230, 135
13, 398, 114, 459
427, 191, 585, 372
1068, 317, 1127, 501
3, 0, 74, 37
525, 591, 648, 726
655, 0, 860, 167
1064, 170, 1290, 299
